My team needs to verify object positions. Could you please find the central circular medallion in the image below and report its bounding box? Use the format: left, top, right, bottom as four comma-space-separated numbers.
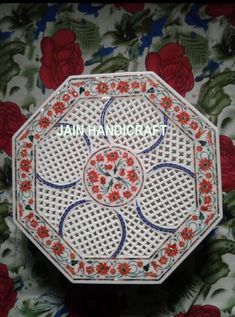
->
83, 147, 144, 207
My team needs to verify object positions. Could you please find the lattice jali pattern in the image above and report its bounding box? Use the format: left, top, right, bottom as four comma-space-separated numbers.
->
139, 120, 194, 172
36, 128, 89, 184
105, 96, 163, 151
36, 182, 88, 229
118, 205, 169, 258
62, 98, 106, 129
63, 204, 122, 258
139, 168, 196, 228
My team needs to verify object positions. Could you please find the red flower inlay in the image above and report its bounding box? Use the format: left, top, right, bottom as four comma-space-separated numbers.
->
86, 266, 95, 275
100, 176, 106, 184
96, 154, 104, 161
37, 225, 49, 239
117, 81, 129, 93
52, 242, 64, 256
38, 116, 50, 128
107, 151, 119, 162
127, 170, 139, 182
159, 256, 167, 265
105, 164, 113, 170
96, 262, 110, 275
160, 96, 173, 110
53, 102, 65, 114
92, 185, 99, 193
20, 159, 31, 172
123, 191, 132, 198
165, 243, 178, 257
96, 82, 109, 94
108, 191, 120, 202
118, 263, 131, 276
20, 180, 32, 192
181, 227, 193, 241
177, 111, 190, 124
127, 157, 134, 166
199, 158, 212, 171
199, 179, 212, 194
88, 170, 99, 183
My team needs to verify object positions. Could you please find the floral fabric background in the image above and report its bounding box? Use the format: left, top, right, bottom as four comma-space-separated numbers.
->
0, 3, 235, 317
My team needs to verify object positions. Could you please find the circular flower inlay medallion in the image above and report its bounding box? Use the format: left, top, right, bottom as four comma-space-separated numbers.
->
83, 147, 144, 207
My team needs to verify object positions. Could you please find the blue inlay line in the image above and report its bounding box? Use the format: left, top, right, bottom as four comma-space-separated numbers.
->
148, 163, 195, 178
54, 123, 91, 151
37, 174, 80, 189
100, 97, 115, 142
138, 115, 168, 154
111, 212, 126, 258
59, 200, 91, 236
136, 201, 176, 234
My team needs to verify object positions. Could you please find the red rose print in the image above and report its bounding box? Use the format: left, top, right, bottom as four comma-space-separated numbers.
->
0, 264, 17, 317
165, 243, 178, 256
37, 225, 49, 239
177, 111, 190, 124
220, 135, 235, 192
52, 242, 64, 256
117, 81, 129, 93
20, 159, 31, 172
199, 179, 212, 194
145, 43, 194, 97
118, 263, 131, 276
0, 101, 26, 157
115, 3, 145, 13
108, 191, 120, 202
199, 158, 212, 171
38, 116, 50, 129
88, 170, 99, 182
96, 262, 110, 275
175, 304, 221, 317
181, 227, 193, 240
39, 29, 84, 90
127, 170, 138, 182
206, 4, 235, 26
107, 151, 119, 162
